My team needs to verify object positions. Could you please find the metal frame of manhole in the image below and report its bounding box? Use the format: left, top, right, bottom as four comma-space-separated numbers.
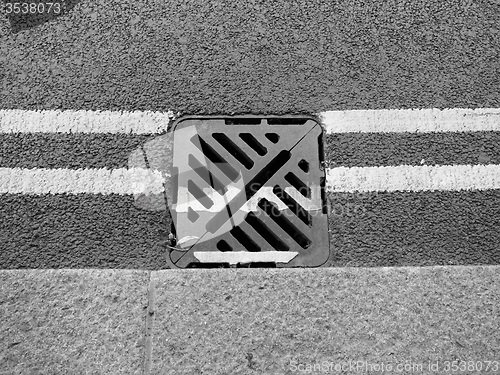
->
165, 115, 330, 268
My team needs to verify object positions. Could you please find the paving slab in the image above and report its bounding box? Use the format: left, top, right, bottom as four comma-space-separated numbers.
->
0, 269, 149, 375
151, 266, 500, 374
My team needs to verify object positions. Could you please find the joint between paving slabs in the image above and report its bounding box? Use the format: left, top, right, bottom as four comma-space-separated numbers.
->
143, 271, 156, 375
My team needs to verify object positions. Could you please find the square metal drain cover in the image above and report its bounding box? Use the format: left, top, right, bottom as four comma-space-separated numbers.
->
167, 115, 329, 268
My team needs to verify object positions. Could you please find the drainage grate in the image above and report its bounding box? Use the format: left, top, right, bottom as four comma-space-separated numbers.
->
167, 115, 330, 268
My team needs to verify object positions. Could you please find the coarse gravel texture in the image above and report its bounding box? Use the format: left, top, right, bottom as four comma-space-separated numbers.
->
150, 266, 500, 374
0, 269, 149, 374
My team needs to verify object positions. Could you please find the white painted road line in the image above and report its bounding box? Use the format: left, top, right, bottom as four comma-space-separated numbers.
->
320, 108, 500, 133
193, 251, 299, 264
327, 164, 500, 192
1, 165, 499, 195
0, 109, 174, 134
1, 108, 500, 134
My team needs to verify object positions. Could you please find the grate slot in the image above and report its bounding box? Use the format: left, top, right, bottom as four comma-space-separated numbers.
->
230, 227, 261, 252
212, 133, 254, 170
237, 220, 274, 250
217, 240, 232, 252
317, 133, 325, 169
265, 133, 280, 144
258, 198, 312, 249
245, 212, 289, 251
239, 133, 267, 156
273, 185, 312, 226
225, 118, 262, 125
298, 159, 309, 173
191, 135, 239, 181
284, 172, 311, 198
187, 179, 213, 209
188, 154, 226, 194
268, 118, 308, 125
206, 150, 291, 233
320, 177, 328, 215
187, 263, 230, 268
187, 207, 199, 223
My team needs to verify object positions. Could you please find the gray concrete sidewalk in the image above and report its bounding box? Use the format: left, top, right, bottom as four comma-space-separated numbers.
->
0, 270, 149, 375
2, 266, 500, 374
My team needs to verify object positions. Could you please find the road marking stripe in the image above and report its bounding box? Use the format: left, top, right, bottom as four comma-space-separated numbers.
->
193, 251, 299, 264
1, 165, 499, 195
0, 109, 174, 134
2, 108, 500, 134
320, 108, 500, 133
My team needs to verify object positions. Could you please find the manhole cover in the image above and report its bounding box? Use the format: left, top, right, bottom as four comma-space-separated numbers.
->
167, 115, 330, 268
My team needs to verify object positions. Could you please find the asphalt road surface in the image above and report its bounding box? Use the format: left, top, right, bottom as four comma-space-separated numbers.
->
0, 0, 499, 269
